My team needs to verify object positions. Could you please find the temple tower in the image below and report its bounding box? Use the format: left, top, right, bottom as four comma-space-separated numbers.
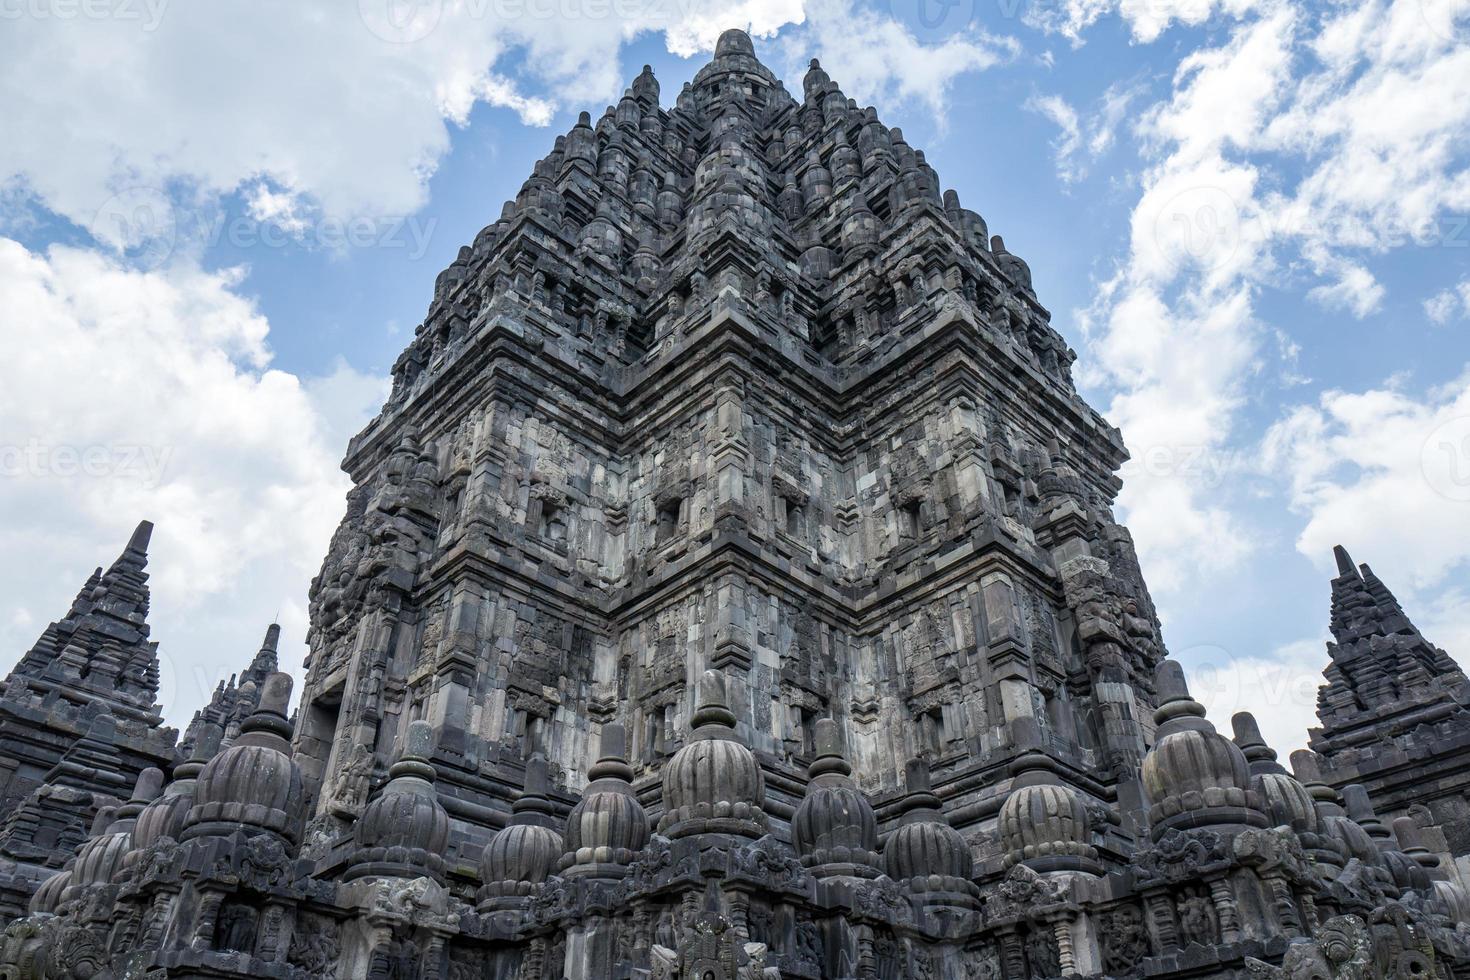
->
291, 28, 1166, 878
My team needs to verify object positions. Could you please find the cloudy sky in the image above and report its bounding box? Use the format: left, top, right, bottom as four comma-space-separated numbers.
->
0, 0, 1467, 754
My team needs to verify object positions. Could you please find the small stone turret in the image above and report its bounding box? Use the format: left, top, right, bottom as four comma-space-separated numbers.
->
479, 754, 563, 910
560, 724, 648, 878
182, 672, 302, 845
658, 670, 766, 841
884, 757, 978, 907
790, 719, 880, 878
1141, 660, 1266, 838
346, 720, 449, 882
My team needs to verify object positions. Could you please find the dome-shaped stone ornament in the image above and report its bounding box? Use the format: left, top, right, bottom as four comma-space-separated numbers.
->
659, 670, 767, 841
345, 720, 450, 883
1232, 712, 1320, 839
61, 806, 130, 906
183, 671, 304, 845
883, 758, 979, 908
560, 723, 649, 879
790, 718, 880, 878
997, 752, 1099, 874
29, 868, 71, 915
1140, 660, 1267, 839
129, 723, 223, 867
1288, 749, 1349, 873
479, 754, 564, 910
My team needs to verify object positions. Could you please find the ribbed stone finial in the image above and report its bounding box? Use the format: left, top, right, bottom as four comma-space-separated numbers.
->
1343, 784, 1392, 844
1392, 816, 1439, 869
1289, 749, 1330, 794
1231, 711, 1286, 775
587, 722, 634, 783
691, 669, 737, 731
1141, 659, 1265, 839
183, 670, 302, 844
1333, 544, 1358, 577
89, 806, 118, 836
904, 756, 933, 797
257, 671, 293, 718
479, 753, 564, 908
659, 669, 766, 840
347, 719, 449, 882
791, 718, 880, 878
560, 723, 649, 877
810, 718, 848, 777
885, 757, 977, 905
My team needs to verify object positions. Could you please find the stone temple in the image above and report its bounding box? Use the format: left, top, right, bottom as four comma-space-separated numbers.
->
3, 29, 1470, 980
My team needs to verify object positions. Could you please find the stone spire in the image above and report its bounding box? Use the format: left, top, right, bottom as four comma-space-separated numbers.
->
7, 520, 164, 723
1315, 546, 1469, 749
179, 622, 281, 756
0, 711, 131, 868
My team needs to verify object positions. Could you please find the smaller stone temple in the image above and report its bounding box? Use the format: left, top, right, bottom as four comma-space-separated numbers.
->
1310, 546, 1470, 884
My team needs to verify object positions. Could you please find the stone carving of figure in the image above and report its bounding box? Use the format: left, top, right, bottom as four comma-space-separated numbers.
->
331, 742, 375, 816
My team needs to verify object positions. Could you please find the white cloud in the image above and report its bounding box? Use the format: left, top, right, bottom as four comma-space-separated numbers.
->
1262, 368, 1470, 594
0, 238, 386, 724
779, 0, 1019, 119
1027, 0, 1262, 44
1028, 84, 1145, 184
0, 0, 809, 239
1081, 0, 1470, 605
1183, 637, 1327, 756
1425, 278, 1470, 324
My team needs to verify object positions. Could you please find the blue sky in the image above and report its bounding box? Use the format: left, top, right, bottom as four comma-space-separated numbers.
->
1, 0, 1467, 754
